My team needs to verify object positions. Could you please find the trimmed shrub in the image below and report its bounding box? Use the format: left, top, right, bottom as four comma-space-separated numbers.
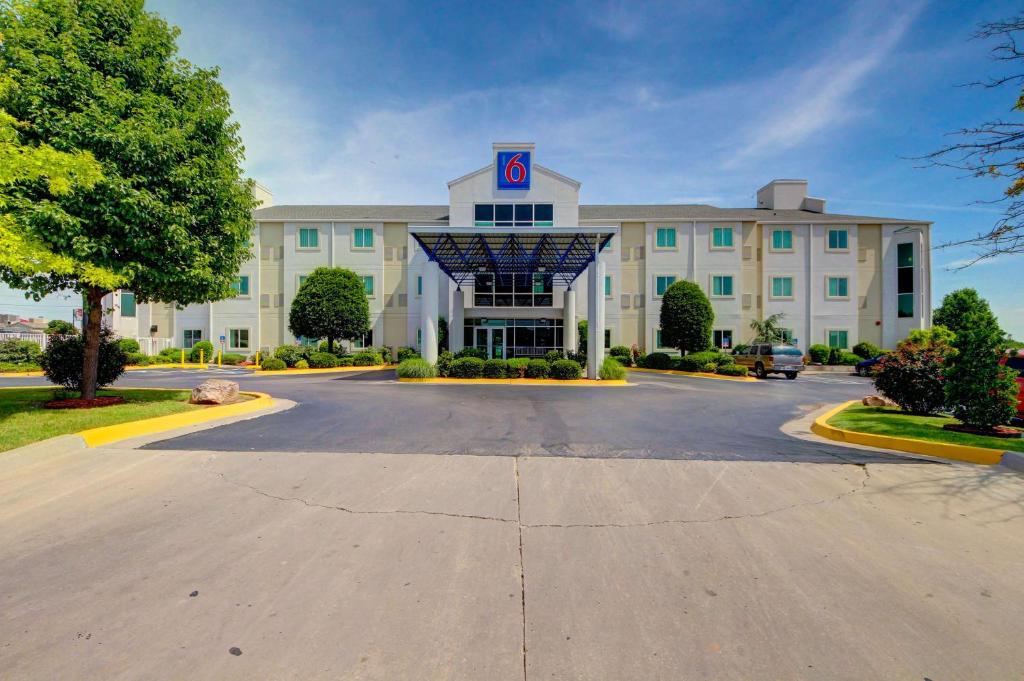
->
126, 352, 150, 366
675, 355, 702, 372
149, 354, 173, 364
852, 341, 883, 360
660, 280, 714, 353
643, 352, 674, 370
0, 339, 42, 365
551, 359, 583, 380
703, 361, 718, 373
837, 351, 861, 365
609, 345, 631, 360
599, 357, 626, 380
187, 340, 213, 363
508, 357, 530, 378
159, 346, 181, 359
352, 351, 383, 366
808, 344, 831, 364
294, 359, 309, 369
274, 345, 303, 367
436, 351, 455, 377
544, 349, 564, 365
308, 352, 339, 368
450, 357, 485, 378
117, 338, 140, 354
718, 364, 750, 377
260, 357, 286, 371
337, 356, 354, 367
525, 359, 550, 378
483, 358, 509, 378
397, 358, 436, 378
221, 353, 245, 366
455, 347, 487, 360
872, 343, 949, 415
686, 351, 734, 367
397, 346, 419, 363
41, 330, 126, 392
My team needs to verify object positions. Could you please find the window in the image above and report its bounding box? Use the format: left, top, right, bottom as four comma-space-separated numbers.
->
771, 229, 793, 250
770, 276, 793, 298
713, 329, 734, 350
120, 291, 136, 318
712, 226, 734, 249
604, 329, 611, 349
353, 227, 374, 249
298, 227, 319, 249
362, 275, 374, 297
230, 276, 250, 297
416, 328, 422, 348
183, 329, 202, 349
827, 276, 849, 299
655, 227, 677, 248
655, 275, 676, 297
827, 330, 849, 349
416, 275, 422, 296
897, 242, 914, 318
298, 275, 308, 287
473, 203, 553, 227
352, 330, 373, 349
780, 328, 795, 343
656, 329, 664, 348
297, 336, 319, 347
228, 328, 250, 350
827, 229, 849, 251
472, 272, 553, 307
604, 275, 612, 297
711, 275, 734, 297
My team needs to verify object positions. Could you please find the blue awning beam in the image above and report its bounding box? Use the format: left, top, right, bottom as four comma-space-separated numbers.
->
409, 228, 616, 287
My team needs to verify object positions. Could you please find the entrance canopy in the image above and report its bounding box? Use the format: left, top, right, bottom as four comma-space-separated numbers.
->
409, 227, 616, 287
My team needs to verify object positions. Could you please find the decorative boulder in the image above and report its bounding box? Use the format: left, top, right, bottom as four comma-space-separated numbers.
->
190, 379, 239, 405
862, 395, 895, 407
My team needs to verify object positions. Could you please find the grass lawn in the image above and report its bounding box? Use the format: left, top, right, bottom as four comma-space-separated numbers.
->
0, 363, 42, 373
0, 388, 200, 453
829, 403, 1024, 453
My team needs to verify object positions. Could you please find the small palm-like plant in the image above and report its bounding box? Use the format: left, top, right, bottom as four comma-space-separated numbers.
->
749, 313, 787, 344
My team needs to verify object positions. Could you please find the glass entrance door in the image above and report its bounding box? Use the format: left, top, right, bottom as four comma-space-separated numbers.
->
474, 327, 506, 359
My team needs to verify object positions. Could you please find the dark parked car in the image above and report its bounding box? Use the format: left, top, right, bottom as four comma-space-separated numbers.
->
855, 355, 884, 377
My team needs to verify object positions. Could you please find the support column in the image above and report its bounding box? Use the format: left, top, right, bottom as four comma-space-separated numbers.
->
421, 260, 440, 364
586, 260, 606, 379
450, 287, 465, 354
563, 288, 577, 354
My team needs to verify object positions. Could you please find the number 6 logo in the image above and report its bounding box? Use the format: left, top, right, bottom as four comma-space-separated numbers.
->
497, 151, 531, 189
504, 153, 526, 184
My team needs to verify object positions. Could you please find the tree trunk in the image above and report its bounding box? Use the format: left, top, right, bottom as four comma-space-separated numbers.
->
80, 287, 106, 399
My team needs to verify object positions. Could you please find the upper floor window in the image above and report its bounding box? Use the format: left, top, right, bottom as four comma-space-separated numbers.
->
827, 228, 849, 251
655, 275, 676, 297
416, 275, 423, 296
897, 242, 914, 318
353, 227, 374, 249
711, 226, 734, 249
474, 203, 553, 227
770, 276, 793, 299
827, 276, 849, 299
771, 229, 793, 251
230, 276, 250, 297
711, 275, 734, 297
298, 227, 319, 249
604, 275, 612, 297
473, 273, 553, 307
655, 227, 677, 248
120, 291, 136, 318
362, 275, 374, 297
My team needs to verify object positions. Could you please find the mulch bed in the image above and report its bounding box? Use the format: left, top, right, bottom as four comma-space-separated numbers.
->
44, 396, 126, 410
942, 423, 1023, 439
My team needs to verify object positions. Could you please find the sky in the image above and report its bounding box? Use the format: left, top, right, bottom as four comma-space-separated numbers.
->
3, 0, 1022, 337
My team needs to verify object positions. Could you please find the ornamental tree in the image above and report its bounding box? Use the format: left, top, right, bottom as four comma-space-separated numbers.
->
943, 310, 1019, 429
660, 280, 713, 354
0, 0, 255, 398
288, 268, 370, 353
933, 288, 1001, 340
45, 319, 77, 335
872, 342, 950, 415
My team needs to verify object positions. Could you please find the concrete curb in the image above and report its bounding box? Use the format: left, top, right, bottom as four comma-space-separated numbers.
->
1000, 451, 1024, 474
628, 367, 758, 383
811, 401, 1010, 466
398, 377, 630, 386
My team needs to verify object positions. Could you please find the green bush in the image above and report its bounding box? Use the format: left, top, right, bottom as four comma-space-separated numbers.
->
566, 349, 587, 366
685, 351, 734, 367
352, 351, 383, 366
436, 351, 455, 377
507, 357, 530, 378
703, 361, 718, 373
808, 344, 831, 364
944, 309, 1019, 429
852, 341, 883, 360
397, 346, 420, 363
397, 358, 436, 378
221, 353, 245, 366
644, 352, 674, 370
374, 345, 394, 363
836, 351, 861, 365
186, 340, 213, 363
260, 357, 287, 371
609, 345, 631, 360
599, 357, 626, 380
525, 359, 550, 378
41, 329, 126, 392
0, 339, 42, 365
273, 345, 303, 367
294, 359, 309, 369
159, 346, 181, 359
483, 358, 508, 378
337, 356, 354, 367
660, 280, 714, 353
544, 349, 564, 364
731, 344, 750, 355
873, 343, 949, 415
308, 351, 339, 368
675, 355, 704, 372
551, 359, 583, 380
450, 356, 485, 378
0, 361, 41, 372
455, 347, 487, 360
717, 364, 750, 377
149, 354, 173, 364
117, 338, 140, 354
126, 352, 150, 366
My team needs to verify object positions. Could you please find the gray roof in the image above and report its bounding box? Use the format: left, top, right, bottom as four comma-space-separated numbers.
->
255, 203, 926, 225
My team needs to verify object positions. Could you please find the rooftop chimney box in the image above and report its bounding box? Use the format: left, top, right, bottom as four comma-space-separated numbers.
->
757, 179, 826, 213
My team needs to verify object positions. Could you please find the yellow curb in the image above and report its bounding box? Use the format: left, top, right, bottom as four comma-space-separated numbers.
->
77, 391, 274, 448
811, 400, 1007, 465
398, 377, 630, 386
249, 365, 392, 376
125, 363, 212, 370
0, 370, 44, 377
628, 366, 758, 382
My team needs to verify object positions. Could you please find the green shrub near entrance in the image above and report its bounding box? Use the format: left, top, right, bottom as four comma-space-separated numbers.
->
149, 354, 173, 364
188, 340, 214, 363
644, 352, 674, 370
337, 356, 354, 367
307, 352, 339, 368
808, 344, 831, 364
221, 353, 245, 366
294, 359, 309, 369
455, 347, 487, 360
609, 345, 631, 361
544, 349, 564, 364
873, 343, 949, 415
126, 352, 149, 366
551, 359, 583, 380
436, 351, 455, 377
599, 357, 626, 380
675, 355, 704, 372
41, 331, 126, 392
397, 358, 436, 378
159, 347, 181, 359
507, 358, 530, 378
273, 345, 302, 367
852, 341, 883, 359
685, 351, 734, 367
397, 346, 419, 363
117, 338, 140, 354
525, 359, 550, 378
717, 364, 750, 377
450, 357, 485, 378
483, 358, 508, 378
352, 351, 383, 366
260, 357, 286, 371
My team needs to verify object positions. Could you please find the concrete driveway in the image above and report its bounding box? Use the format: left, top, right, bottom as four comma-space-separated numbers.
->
1, 371, 1023, 679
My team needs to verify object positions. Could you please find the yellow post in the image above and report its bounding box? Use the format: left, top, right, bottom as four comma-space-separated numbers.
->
218, 350, 222, 368
200, 349, 204, 366
255, 351, 260, 368
180, 349, 185, 368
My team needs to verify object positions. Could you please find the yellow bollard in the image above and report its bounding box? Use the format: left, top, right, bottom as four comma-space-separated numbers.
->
255, 351, 260, 369
200, 349, 204, 366
180, 349, 185, 368
218, 350, 222, 368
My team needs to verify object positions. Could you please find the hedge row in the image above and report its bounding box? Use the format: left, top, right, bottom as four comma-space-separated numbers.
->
397, 356, 592, 380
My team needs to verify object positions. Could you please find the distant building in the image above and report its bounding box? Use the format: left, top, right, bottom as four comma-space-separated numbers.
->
0, 316, 49, 334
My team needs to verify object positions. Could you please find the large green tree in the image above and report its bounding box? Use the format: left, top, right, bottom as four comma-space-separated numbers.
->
288, 268, 370, 353
944, 310, 1019, 429
933, 288, 1001, 340
0, 0, 255, 398
660, 280, 713, 354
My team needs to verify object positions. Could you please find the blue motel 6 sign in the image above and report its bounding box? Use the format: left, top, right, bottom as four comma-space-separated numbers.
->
496, 151, 531, 190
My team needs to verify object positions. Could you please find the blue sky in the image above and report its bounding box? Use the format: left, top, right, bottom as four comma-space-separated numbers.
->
3, 0, 1022, 337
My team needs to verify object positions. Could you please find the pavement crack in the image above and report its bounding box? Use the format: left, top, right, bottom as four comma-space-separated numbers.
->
514, 456, 528, 681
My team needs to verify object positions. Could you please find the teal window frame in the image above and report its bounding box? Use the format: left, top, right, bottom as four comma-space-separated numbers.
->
771, 276, 793, 298
713, 329, 733, 349
897, 242, 914, 318
712, 226, 734, 249
604, 275, 612, 297
827, 330, 849, 349
231, 276, 250, 297
120, 291, 136, 318
655, 228, 677, 248
353, 227, 374, 249
827, 276, 849, 298
655, 275, 676, 297
228, 328, 250, 350
183, 329, 202, 349
298, 227, 319, 249
827, 229, 848, 250
416, 275, 423, 296
362, 275, 374, 296
711, 275, 734, 297
771, 229, 792, 250
656, 329, 664, 348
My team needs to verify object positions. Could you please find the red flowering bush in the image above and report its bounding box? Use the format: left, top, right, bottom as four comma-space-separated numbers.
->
872, 342, 950, 415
